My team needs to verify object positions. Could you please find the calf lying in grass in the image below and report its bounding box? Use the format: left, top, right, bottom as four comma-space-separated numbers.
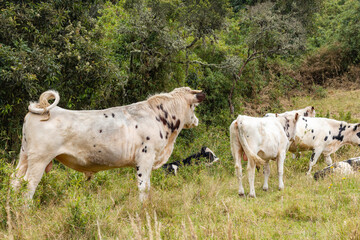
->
314, 157, 360, 180
162, 146, 219, 175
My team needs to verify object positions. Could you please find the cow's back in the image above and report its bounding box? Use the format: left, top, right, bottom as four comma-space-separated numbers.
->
236, 116, 287, 160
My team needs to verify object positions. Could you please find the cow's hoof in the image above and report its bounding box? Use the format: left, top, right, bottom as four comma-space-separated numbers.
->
263, 187, 268, 191
278, 187, 284, 191
238, 193, 245, 198
249, 194, 256, 198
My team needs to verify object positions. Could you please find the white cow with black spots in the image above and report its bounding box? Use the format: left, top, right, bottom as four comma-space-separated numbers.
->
289, 117, 360, 174
264, 106, 315, 118
11, 87, 205, 201
230, 113, 299, 198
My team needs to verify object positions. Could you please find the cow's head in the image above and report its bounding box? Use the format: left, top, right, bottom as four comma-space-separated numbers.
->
349, 123, 360, 145
277, 113, 299, 141
182, 89, 205, 128
303, 106, 316, 117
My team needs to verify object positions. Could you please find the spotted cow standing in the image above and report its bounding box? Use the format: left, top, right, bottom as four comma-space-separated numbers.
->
230, 113, 299, 198
289, 117, 360, 174
11, 87, 205, 201
264, 106, 315, 118
314, 157, 360, 180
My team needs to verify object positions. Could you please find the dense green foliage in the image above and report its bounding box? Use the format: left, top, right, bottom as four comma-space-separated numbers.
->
1, 0, 359, 152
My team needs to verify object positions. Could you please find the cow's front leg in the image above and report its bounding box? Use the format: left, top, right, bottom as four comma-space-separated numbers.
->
277, 152, 286, 191
262, 161, 270, 191
307, 150, 322, 175
247, 160, 256, 198
324, 154, 332, 166
136, 153, 155, 202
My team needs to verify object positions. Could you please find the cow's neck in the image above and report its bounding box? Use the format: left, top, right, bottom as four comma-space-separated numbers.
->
277, 117, 292, 141
152, 101, 184, 137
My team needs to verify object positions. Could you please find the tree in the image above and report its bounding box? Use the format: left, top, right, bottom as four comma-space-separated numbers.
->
227, 1, 306, 114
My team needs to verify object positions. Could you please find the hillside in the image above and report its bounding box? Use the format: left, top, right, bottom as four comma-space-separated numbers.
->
1, 88, 360, 239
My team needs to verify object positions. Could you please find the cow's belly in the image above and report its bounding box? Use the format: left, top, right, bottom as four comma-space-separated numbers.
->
56, 145, 136, 173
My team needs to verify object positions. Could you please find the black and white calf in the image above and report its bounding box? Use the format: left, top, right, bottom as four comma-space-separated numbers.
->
289, 117, 360, 174
162, 146, 219, 174
314, 157, 360, 180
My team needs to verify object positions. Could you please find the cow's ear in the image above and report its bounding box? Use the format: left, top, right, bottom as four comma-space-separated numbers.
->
295, 113, 299, 121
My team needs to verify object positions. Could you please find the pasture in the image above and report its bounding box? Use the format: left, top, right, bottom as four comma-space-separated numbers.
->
1, 89, 360, 239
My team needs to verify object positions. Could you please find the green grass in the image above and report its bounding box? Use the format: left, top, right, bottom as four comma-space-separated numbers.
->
1, 89, 360, 239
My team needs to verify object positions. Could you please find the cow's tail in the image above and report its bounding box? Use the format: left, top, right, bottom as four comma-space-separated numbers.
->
236, 117, 266, 166
28, 90, 60, 115
230, 120, 242, 163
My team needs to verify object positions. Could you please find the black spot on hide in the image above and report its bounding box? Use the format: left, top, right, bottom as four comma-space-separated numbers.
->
104, 114, 108, 118
166, 132, 169, 139
304, 112, 308, 117
311, 129, 314, 133
93, 145, 96, 147
311, 152, 315, 162
159, 116, 167, 125
357, 132, 360, 138
156, 117, 160, 122
142, 148, 145, 152
348, 125, 350, 128
160, 131, 163, 139
138, 173, 142, 177
98, 150, 101, 153
324, 136, 328, 141
329, 131, 331, 135
305, 124, 308, 129
313, 136, 315, 140
99, 130, 102, 133
136, 166, 139, 171
146, 136, 150, 140
112, 113, 115, 118
135, 125, 138, 129
333, 123, 346, 142
172, 115, 176, 120
174, 119, 181, 130
354, 125, 358, 131
157, 105, 160, 110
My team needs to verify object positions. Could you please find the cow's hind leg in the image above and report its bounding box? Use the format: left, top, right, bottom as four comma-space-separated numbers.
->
230, 122, 245, 197
262, 161, 270, 191
247, 160, 256, 198
23, 154, 54, 199
11, 148, 28, 191
277, 152, 286, 191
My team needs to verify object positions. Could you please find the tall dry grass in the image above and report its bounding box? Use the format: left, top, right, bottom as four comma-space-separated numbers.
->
1, 89, 360, 239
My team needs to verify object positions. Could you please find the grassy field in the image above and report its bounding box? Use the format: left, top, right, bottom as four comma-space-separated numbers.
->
1, 89, 360, 239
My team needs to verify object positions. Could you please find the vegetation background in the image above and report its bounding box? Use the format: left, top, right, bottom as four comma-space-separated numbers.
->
0, 0, 360, 239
